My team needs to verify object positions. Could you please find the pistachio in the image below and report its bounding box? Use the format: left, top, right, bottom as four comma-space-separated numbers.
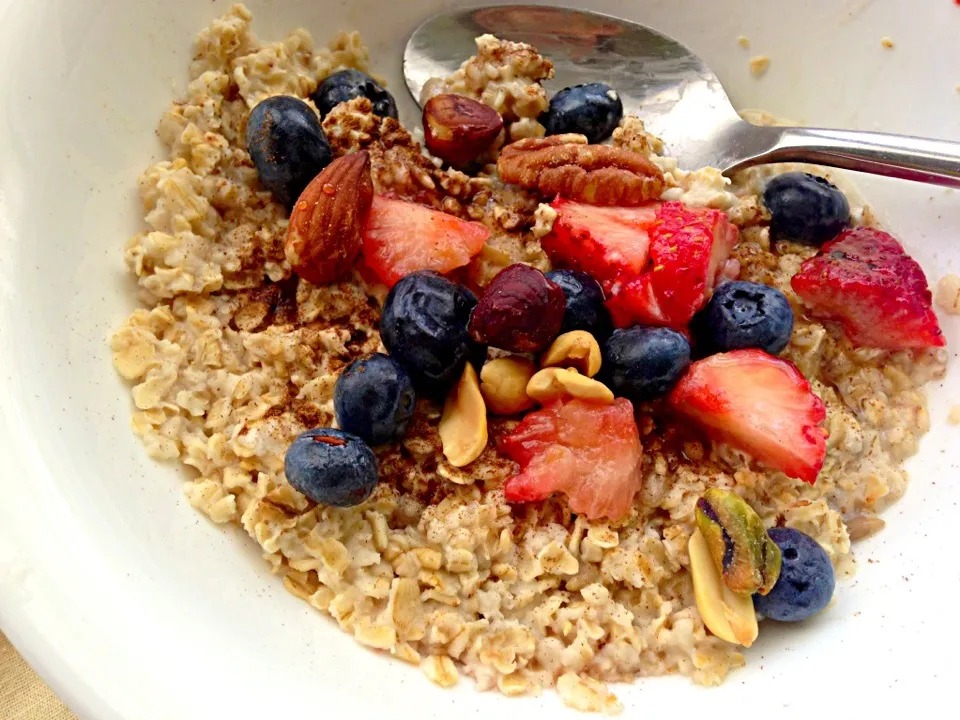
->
526, 367, 614, 405
438, 363, 488, 467
695, 489, 782, 596
480, 357, 537, 415
688, 529, 759, 647
541, 331, 602, 377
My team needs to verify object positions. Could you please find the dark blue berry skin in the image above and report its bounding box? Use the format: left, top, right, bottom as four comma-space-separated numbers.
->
246, 95, 333, 209
754, 528, 835, 622
763, 172, 850, 246
334, 354, 416, 446
380, 271, 484, 395
284, 428, 378, 508
694, 281, 794, 356
311, 69, 398, 120
601, 327, 691, 402
541, 83, 623, 144
546, 269, 612, 338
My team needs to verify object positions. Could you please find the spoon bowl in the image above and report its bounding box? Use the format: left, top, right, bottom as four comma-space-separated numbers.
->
405, 5, 960, 185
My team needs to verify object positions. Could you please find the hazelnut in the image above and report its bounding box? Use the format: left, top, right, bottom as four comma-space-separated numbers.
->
468, 264, 566, 353
423, 94, 503, 168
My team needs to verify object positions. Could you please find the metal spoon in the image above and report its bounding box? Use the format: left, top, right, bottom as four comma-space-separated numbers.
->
404, 4, 960, 186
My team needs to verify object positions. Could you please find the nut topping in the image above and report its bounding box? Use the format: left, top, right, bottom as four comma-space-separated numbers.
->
695, 489, 782, 596
497, 134, 665, 206
468, 263, 566, 353
540, 331, 602, 377
438, 363, 488, 467
480, 357, 536, 416
285, 151, 374, 285
526, 367, 614, 406
688, 528, 759, 647
423, 94, 504, 168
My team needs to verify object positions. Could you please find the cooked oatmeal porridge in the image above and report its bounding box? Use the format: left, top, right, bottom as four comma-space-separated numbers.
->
111, 4, 947, 712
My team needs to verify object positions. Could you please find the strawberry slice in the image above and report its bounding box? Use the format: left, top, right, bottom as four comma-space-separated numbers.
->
541, 197, 658, 285
361, 196, 490, 287
669, 349, 826, 483
790, 227, 944, 349
499, 397, 643, 521
605, 202, 739, 329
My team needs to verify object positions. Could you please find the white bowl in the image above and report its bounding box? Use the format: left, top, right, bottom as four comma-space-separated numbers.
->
1, 0, 959, 717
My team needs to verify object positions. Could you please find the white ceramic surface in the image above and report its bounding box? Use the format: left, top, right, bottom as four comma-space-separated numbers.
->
1, 1, 959, 718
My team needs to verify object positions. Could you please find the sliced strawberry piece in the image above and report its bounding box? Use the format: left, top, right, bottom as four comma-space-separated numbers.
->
791, 227, 944, 349
499, 397, 643, 521
668, 349, 827, 484
605, 273, 667, 326
361, 196, 490, 287
542, 197, 658, 285
604, 202, 739, 329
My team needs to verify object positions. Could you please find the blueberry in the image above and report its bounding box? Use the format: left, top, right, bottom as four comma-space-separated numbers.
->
763, 172, 850, 245
246, 95, 333, 209
694, 281, 794, 356
601, 327, 691, 402
541, 83, 623, 144
380, 271, 484, 394
546, 269, 612, 338
311, 69, 398, 120
334, 354, 416, 445
284, 428, 378, 507
754, 528, 835, 622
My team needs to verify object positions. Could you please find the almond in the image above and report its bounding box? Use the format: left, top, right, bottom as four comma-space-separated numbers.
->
423, 94, 503, 168
285, 150, 374, 285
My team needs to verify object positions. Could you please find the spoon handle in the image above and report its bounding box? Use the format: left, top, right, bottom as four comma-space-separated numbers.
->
725, 125, 960, 188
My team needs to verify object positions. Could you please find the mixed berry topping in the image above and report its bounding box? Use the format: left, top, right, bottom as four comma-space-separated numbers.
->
669, 349, 828, 484
246, 95, 333, 209
541, 82, 624, 144
791, 227, 944, 349
247, 79, 942, 648
763, 171, 850, 245
284, 428, 379, 507
754, 528, 836, 622
334, 353, 416, 445
380, 270, 483, 394
601, 326, 691, 402
693, 280, 795, 356
546, 269, 613, 338
311, 68, 398, 120
499, 397, 643, 521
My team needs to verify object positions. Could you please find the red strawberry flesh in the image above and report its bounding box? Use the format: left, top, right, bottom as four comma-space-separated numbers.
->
361, 196, 489, 287
542, 199, 739, 331
668, 349, 827, 484
499, 397, 643, 521
790, 227, 944, 349
605, 202, 739, 329
542, 197, 657, 284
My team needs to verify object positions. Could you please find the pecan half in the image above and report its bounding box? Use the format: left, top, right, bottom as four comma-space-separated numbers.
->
497, 134, 665, 206
285, 151, 374, 285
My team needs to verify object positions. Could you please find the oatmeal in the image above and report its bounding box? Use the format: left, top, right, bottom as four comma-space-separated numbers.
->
112, 4, 947, 713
